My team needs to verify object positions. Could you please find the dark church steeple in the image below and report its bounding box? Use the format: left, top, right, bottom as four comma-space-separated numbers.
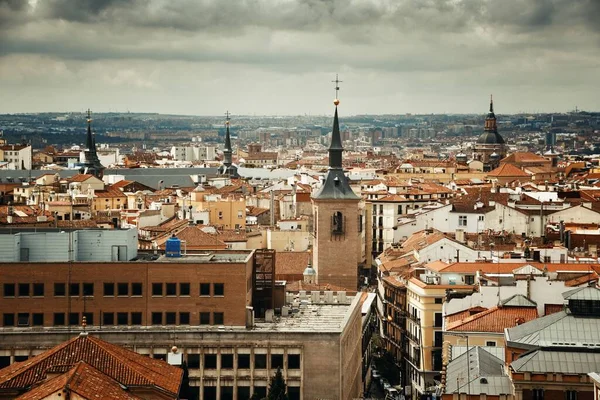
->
218, 111, 239, 178
312, 76, 359, 200
81, 109, 105, 178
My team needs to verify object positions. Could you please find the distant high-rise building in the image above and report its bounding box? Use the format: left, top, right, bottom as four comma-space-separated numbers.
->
473, 96, 506, 172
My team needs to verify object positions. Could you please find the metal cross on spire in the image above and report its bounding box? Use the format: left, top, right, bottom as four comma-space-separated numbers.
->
86, 109, 92, 123
332, 74, 342, 100
225, 110, 230, 125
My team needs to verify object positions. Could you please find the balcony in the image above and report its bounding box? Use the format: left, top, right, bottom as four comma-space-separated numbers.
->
407, 313, 421, 325
404, 330, 420, 345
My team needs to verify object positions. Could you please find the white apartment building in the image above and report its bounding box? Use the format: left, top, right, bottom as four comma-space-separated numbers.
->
171, 145, 217, 162
0, 144, 32, 170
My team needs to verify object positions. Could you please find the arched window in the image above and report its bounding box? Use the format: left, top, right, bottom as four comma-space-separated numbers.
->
332, 211, 344, 234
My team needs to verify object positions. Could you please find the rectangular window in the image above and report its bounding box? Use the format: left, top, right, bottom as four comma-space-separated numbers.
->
565, 391, 577, 400
131, 312, 142, 325
53, 313, 65, 326
3, 314, 15, 326
465, 275, 475, 285
82, 283, 94, 296
3, 283, 15, 297
69, 283, 80, 297
204, 354, 217, 369
478, 215, 484, 221
435, 298, 443, 304
166, 283, 176, 296
152, 283, 163, 296
434, 313, 443, 328
254, 354, 267, 369
238, 387, 251, 400
459, 215, 467, 226
32, 313, 44, 326
68, 312, 79, 326
18, 283, 30, 297
117, 312, 128, 325
200, 312, 210, 325
165, 312, 176, 325
103, 312, 114, 325
200, 283, 210, 296
33, 283, 44, 297
54, 283, 66, 296
188, 354, 200, 369
17, 313, 29, 326
117, 283, 128, 296
288, 354, 301, 369
213, 312, 224, 325
533, 389, 544, 400
213, 283, 224, 296
179, 312, 190, 325
80, 312, 92, 326
238, 354, 251, 369
288, 387, 301, 400
271, 354, 284, 369
221, 354, 234, 369
486, 341, 497, 347
131, 283, 142, 296
434, 331, 443, 347
103, 283, 115, 296
398, 205, 402, 214
180, 283, 190, 296
151, 312, 163, 325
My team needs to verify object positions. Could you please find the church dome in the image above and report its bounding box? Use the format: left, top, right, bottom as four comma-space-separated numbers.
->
477, 131, 505, 145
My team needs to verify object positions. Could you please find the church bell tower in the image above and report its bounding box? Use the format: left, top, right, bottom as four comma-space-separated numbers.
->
311, 76, 361, 290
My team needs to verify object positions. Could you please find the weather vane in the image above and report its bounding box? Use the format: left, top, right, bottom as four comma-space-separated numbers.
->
332, 74, 342, 106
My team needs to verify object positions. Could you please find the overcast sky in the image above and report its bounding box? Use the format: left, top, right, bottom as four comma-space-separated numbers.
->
1, 0, 599, 116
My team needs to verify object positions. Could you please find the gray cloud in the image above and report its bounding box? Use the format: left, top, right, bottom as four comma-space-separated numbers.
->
0, 0, 598, 114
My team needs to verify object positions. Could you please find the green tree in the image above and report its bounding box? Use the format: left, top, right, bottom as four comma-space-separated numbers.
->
267, 367, 288, 400
374, 350, 400, 385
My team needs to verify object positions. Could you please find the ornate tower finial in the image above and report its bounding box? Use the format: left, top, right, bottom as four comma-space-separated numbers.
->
332, 74, 342, 106
490, 94, 494, 113
225, 110, 230, 126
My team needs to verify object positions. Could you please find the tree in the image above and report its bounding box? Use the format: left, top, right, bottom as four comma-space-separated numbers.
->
267, 367, 288, 400
374, 350, 401, 385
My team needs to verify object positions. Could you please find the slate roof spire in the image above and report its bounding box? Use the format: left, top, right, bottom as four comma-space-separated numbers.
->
223, 110, 233, 167
81, 109, 105, 178
312, 75, 359, 200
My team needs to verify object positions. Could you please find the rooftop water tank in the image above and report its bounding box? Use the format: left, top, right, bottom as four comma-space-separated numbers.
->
165, 236, 182, 258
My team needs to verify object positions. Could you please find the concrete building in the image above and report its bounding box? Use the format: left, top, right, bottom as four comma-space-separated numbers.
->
0, 249, 364, 399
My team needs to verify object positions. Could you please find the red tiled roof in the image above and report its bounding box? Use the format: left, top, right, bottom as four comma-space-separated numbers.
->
487, 163, 531, 177
544, 304, 564, 316
169, 226, 227, 249
276, 251, 310, 276
17, 361, 143, 400
69, 174, 97, 183
95, 188, 126, 198
446, 305, 538, 332
445, 306, 488, 323
0, 334, 182, 396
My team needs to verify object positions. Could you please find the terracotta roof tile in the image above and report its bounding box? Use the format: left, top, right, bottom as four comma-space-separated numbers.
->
487, 163, 531, 177
446, 305, 538, 332
17, 361, 143, 400
168, 226, 227, 249
0, 335, 182, 397
276, 251, 310, 276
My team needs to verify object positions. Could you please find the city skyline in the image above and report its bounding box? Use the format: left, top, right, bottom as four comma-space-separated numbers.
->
1, 0, 599, 116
